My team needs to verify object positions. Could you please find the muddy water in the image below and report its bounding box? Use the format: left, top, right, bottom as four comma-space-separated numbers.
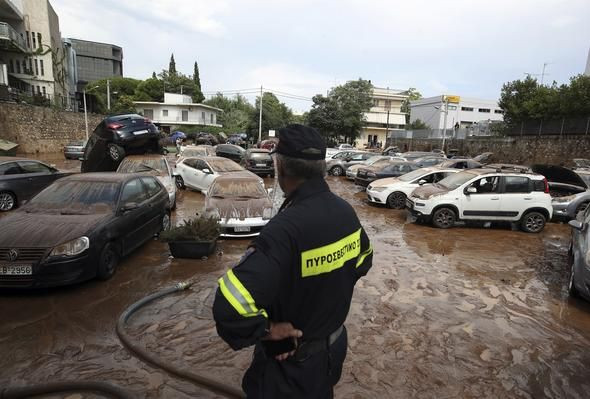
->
2, 158, 590, 398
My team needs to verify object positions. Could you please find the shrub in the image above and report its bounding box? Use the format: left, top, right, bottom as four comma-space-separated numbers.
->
159, 214, 220, 242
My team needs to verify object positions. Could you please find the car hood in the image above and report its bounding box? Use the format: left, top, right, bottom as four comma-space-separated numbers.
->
531, 164, 587, 188
205, 196, 272, 220
411, 183, 450, 200
0, 211, 112, 247
370, 177, 400, 187
217, 170, 261, 180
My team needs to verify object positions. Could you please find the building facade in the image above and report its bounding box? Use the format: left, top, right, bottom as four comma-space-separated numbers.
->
0, 0, 68, 106
134, 93, 222, 133
358, 87, 408, 148
410, 95, 504, 131
67, 38, 122, 92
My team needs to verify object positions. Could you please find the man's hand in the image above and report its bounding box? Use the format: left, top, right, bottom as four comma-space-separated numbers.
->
262, 322, 303, 361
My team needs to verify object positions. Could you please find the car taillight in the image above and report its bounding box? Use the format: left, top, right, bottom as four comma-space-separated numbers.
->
544, 178, 549, 193
107, 122, 124, 130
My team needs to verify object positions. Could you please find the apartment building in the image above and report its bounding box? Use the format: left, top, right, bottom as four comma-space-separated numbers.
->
67, 38, 122, 91
358, 87, 408, 148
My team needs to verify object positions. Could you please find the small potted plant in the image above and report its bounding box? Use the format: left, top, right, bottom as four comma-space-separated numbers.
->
159, 214, 220, 258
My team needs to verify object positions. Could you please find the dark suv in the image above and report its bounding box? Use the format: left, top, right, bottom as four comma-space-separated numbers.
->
241, 149, 274, 177
81, 114, 162, 173
216, 144, 246, 163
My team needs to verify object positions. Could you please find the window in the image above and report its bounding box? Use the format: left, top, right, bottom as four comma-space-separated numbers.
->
210, 114, 214, 124
26, 31, 30, 48
42, 86, 46, 96
470, 176, 500, 194
494, 110, 504, 114
31, 32, 36, 49
15, 60, 20, 74
17, 161, 52, 174
201, 111, 206, 122
162, 109, 168, 117
504, 176, 530, 193
0, 162, 21, 175
28, 58, 32, 73
120, 179, 148, 204
195, 160, 209, 171
143, 109, 154, 119
478, 108, 491, 113
40, 59, 44, 76
37, 86, 41, 94
37, 32, 42, 47
34, 59, 38, 75
182, 110, 188, 121
351, 154, 365, 161
141, 177, 162, 197
461, 107, 474, 111
8, 60, 13, 73
20, 60, 25, 73
448, 105, 457, 110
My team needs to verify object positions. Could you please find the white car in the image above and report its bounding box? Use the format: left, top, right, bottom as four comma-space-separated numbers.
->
116, 154, 177, 209
204, 175, 274, 238
346, 156, 407, 180
174, 156, 261, 194
176, 145, 216, 165
367, 168, 460, 208
337, 143, 353, 150
406, 168, 553, 233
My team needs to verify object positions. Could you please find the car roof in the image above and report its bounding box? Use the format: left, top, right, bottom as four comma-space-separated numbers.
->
213, 174, 263, 183
246, 148, 270, 153
184, 156, 231, 162
120, 154, 167, 160
465, 168, 543, 177
0, 156, 31, 163
61, 172, 139, 183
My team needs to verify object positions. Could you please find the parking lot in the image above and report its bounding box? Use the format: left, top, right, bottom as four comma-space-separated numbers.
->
2, 157, 590, 398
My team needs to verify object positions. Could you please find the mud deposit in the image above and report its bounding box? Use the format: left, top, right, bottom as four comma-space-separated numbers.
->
2, 157, 590, 398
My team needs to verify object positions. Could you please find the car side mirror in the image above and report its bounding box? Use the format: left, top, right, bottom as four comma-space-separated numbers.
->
569, 220, 585, 230
465, 186, 477, 195
121, 202, 139, 212
202, 168, 212, 174
418, 179, 427, 186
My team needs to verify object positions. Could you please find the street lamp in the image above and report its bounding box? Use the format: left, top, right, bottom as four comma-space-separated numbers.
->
83, 85, 100, 141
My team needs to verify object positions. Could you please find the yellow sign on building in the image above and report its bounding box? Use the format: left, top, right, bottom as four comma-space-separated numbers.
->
444, 95, 461, 103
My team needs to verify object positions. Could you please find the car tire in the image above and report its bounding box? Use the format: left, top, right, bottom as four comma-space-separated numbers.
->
160, 211, 171, 233
0, 191, 16, 211
520, 211, 546, 233
387, 192, 406, 209
175, 176, 185, 189
107, 143, 125, 162
432, 207, 456, 229
97, 242, 119, 281
330, 166, 344, 176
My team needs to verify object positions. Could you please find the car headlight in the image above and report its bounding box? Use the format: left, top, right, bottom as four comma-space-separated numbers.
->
552, 196, 574, 203
50, 237, 90, 257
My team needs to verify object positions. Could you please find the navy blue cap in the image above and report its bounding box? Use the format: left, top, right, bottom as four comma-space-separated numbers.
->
271, 124, 326, 160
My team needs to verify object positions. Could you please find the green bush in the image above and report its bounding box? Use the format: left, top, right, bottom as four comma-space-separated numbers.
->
159, 215, 220, 242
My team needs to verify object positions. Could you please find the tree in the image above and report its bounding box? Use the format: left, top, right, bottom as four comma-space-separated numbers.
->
192, 61, 205, 103
204, 93, 255, 133
84, 77, 142, 114
248, 92, 295, 141
134, 77, 164, 102
408, 119, 428, 130
401, 88, 422, 124
158, 70, 195, 97
169, 54, 177, 76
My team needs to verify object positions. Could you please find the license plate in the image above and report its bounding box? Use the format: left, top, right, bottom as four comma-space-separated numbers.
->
134, 129, 148, 135
0, 265, 32, 275
234, 226, 251, 232
256, 164, 266, 167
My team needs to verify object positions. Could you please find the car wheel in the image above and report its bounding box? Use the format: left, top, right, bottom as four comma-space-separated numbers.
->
97, 242, 119, 281
0, 191, 16, 211
107, 143, 125, 162
520, 211, 546, 233
387, 192, 406, 209
432, 207, 456, 229
331, 166, 344, 176
175, 175, 185, 189
161, 211, 171, 232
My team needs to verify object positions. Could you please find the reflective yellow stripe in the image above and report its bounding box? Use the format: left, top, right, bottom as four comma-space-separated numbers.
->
356, 245, 373, 268
218, 270, 268, 318
301, 229, 361, 278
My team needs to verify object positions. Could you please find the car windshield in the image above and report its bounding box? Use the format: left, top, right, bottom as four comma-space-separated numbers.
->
181, 148, 207, 157
365, 156, 388, 165
26, 181, 120, 214
438, 171, 477, 190
209, 180, 267, 198
117, 158, 167, 175
208, 159, 244, 172
399, 169, 430, 182
250, 152, 271, 160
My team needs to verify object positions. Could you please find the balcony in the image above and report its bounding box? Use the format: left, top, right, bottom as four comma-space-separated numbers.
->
0, 22, 26, 53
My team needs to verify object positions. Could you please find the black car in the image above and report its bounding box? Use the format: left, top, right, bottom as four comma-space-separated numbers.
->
81, 114, 162, 173
241, 149, 274, 177
216, 144, 246, 163
568, 208, 590, 301
0, 157, 72, 211
0, 173, 170, 288
195, 132, 219, 146
355, 161, 418, 187
438, 159, 482, 169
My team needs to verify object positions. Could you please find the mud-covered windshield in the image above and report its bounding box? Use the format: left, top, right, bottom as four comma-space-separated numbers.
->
399, 169, 429, 182
209, 180, 267, 199
117, 158, 167, 175
208, 159, 244, 172
438, 171, 477, 190
181, 148, 208, 157
27, 181, 120, 213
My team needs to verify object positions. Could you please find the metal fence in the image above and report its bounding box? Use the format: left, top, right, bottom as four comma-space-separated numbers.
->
388, 128, 489, 140
1, 86, 77, 111
504, 117, 590, 136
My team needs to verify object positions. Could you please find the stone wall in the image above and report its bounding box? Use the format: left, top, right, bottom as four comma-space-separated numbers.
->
0, 102, 104, 154
386, 136, 590, 165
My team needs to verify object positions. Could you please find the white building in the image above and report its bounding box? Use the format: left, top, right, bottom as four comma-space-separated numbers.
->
410, 95, 504, 130
358, 87, 408, 148
134, 93, 222, 133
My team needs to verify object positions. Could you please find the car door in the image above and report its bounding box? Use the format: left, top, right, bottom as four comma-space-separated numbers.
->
199, 160, 218, 193
0, 162, 25, 200
15, 161, 60, 201
117, 178, 151, 254
499, 176, 532, 220
179, 159, 200, 190
141, 177, 167, 235
460, 176, 501, 219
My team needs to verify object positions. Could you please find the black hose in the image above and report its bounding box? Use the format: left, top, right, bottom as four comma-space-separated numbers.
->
1, 381, 134, 399
116, 281, 246, 399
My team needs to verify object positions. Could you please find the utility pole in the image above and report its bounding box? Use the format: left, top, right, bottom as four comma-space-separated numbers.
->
83, 89, 89, 141
180, 85, 184, 95
385, 109, 390, 147
258, 85, 263, 143
107, 79, 110, 111
540, 62, 549, 85
441, 96, 449, 150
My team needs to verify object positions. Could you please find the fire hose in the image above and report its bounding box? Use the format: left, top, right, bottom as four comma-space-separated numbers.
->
0, 381, 134, 399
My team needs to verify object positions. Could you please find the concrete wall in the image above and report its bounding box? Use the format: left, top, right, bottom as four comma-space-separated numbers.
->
0, 102, 103, 153
386, 135, 590, 165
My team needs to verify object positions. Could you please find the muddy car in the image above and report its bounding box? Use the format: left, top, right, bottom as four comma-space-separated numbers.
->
80, 114, 162, 173
241, 149, 275, 177
0, 173, 171, 288
63, 140, 87, 160
216, 144, 246, 163
326, 151, 373, 176
437, 159, 482, 169
204, 175, 274, 238
346, 156, 400, 180
568, 210, 590, 301
355, 161, 418, 187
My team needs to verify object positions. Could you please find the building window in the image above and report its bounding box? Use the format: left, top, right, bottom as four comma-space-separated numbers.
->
210, 114, 214, 124
42, 86, 46, 96
201, 111, 205, 122
40, 60, 44, 76
448, 105, 457, 110
16, 60, 21, 74
37, 32, 42, 47
28, 58, 32, 73
8, 60, 14, 73
478, 108, 490, 113
34, 59, 38, 75
143, 109, 154, 119
25, 31, 30, 48
36, 86, 41, 95
31, 32, 36, 49
494, 109, 504, 114
461, 107, 473, 111
162, 109, 168, 117
22, 60, 26, 73
182, 110, 189, 122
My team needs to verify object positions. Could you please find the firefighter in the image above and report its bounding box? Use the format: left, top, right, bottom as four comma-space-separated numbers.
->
212, 124, 373, 398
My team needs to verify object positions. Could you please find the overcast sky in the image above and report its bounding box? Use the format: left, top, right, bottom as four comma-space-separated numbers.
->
52, 0, 590, 112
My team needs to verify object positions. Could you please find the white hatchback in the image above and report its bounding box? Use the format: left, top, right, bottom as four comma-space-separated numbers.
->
367, 168, 460, 208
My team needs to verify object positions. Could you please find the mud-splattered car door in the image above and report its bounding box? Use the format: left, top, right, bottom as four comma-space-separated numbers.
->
117, 177, 152, 254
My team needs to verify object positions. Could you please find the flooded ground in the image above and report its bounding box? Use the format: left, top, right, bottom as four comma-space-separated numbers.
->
2, 154, 590, 398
